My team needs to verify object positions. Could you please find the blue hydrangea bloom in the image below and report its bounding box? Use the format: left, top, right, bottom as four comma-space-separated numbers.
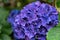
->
8, 1, 59, 40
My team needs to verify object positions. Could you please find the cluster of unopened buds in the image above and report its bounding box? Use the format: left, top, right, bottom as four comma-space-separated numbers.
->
8, 1, 59, 40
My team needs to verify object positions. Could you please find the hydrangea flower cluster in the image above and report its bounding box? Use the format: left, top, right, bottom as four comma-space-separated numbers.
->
8, 1, 59, 40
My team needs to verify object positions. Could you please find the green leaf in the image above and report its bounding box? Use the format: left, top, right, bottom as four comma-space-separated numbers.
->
0, 24, 2, 33
47, 22, 60, 40
48, 0, 53, 3
0, 39, 2, 40
3, 0, 9, 3
58, 12, 60, 20
27, 0, 35, 2
0, 8, 9, 21
0, 7, 12, 35
1, 34, 11, 40
0, 7, 9, 25
56, 0, 60, 8
0, 7, 9, 26
1, 27, 12, 35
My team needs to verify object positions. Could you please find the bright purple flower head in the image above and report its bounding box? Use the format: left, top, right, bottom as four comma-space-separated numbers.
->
8, 1, 59, 40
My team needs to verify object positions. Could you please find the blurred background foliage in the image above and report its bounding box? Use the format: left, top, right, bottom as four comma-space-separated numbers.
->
0, 0, 60, 40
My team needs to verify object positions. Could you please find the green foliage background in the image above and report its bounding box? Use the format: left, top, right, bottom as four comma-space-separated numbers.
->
0, 0, 60, 40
